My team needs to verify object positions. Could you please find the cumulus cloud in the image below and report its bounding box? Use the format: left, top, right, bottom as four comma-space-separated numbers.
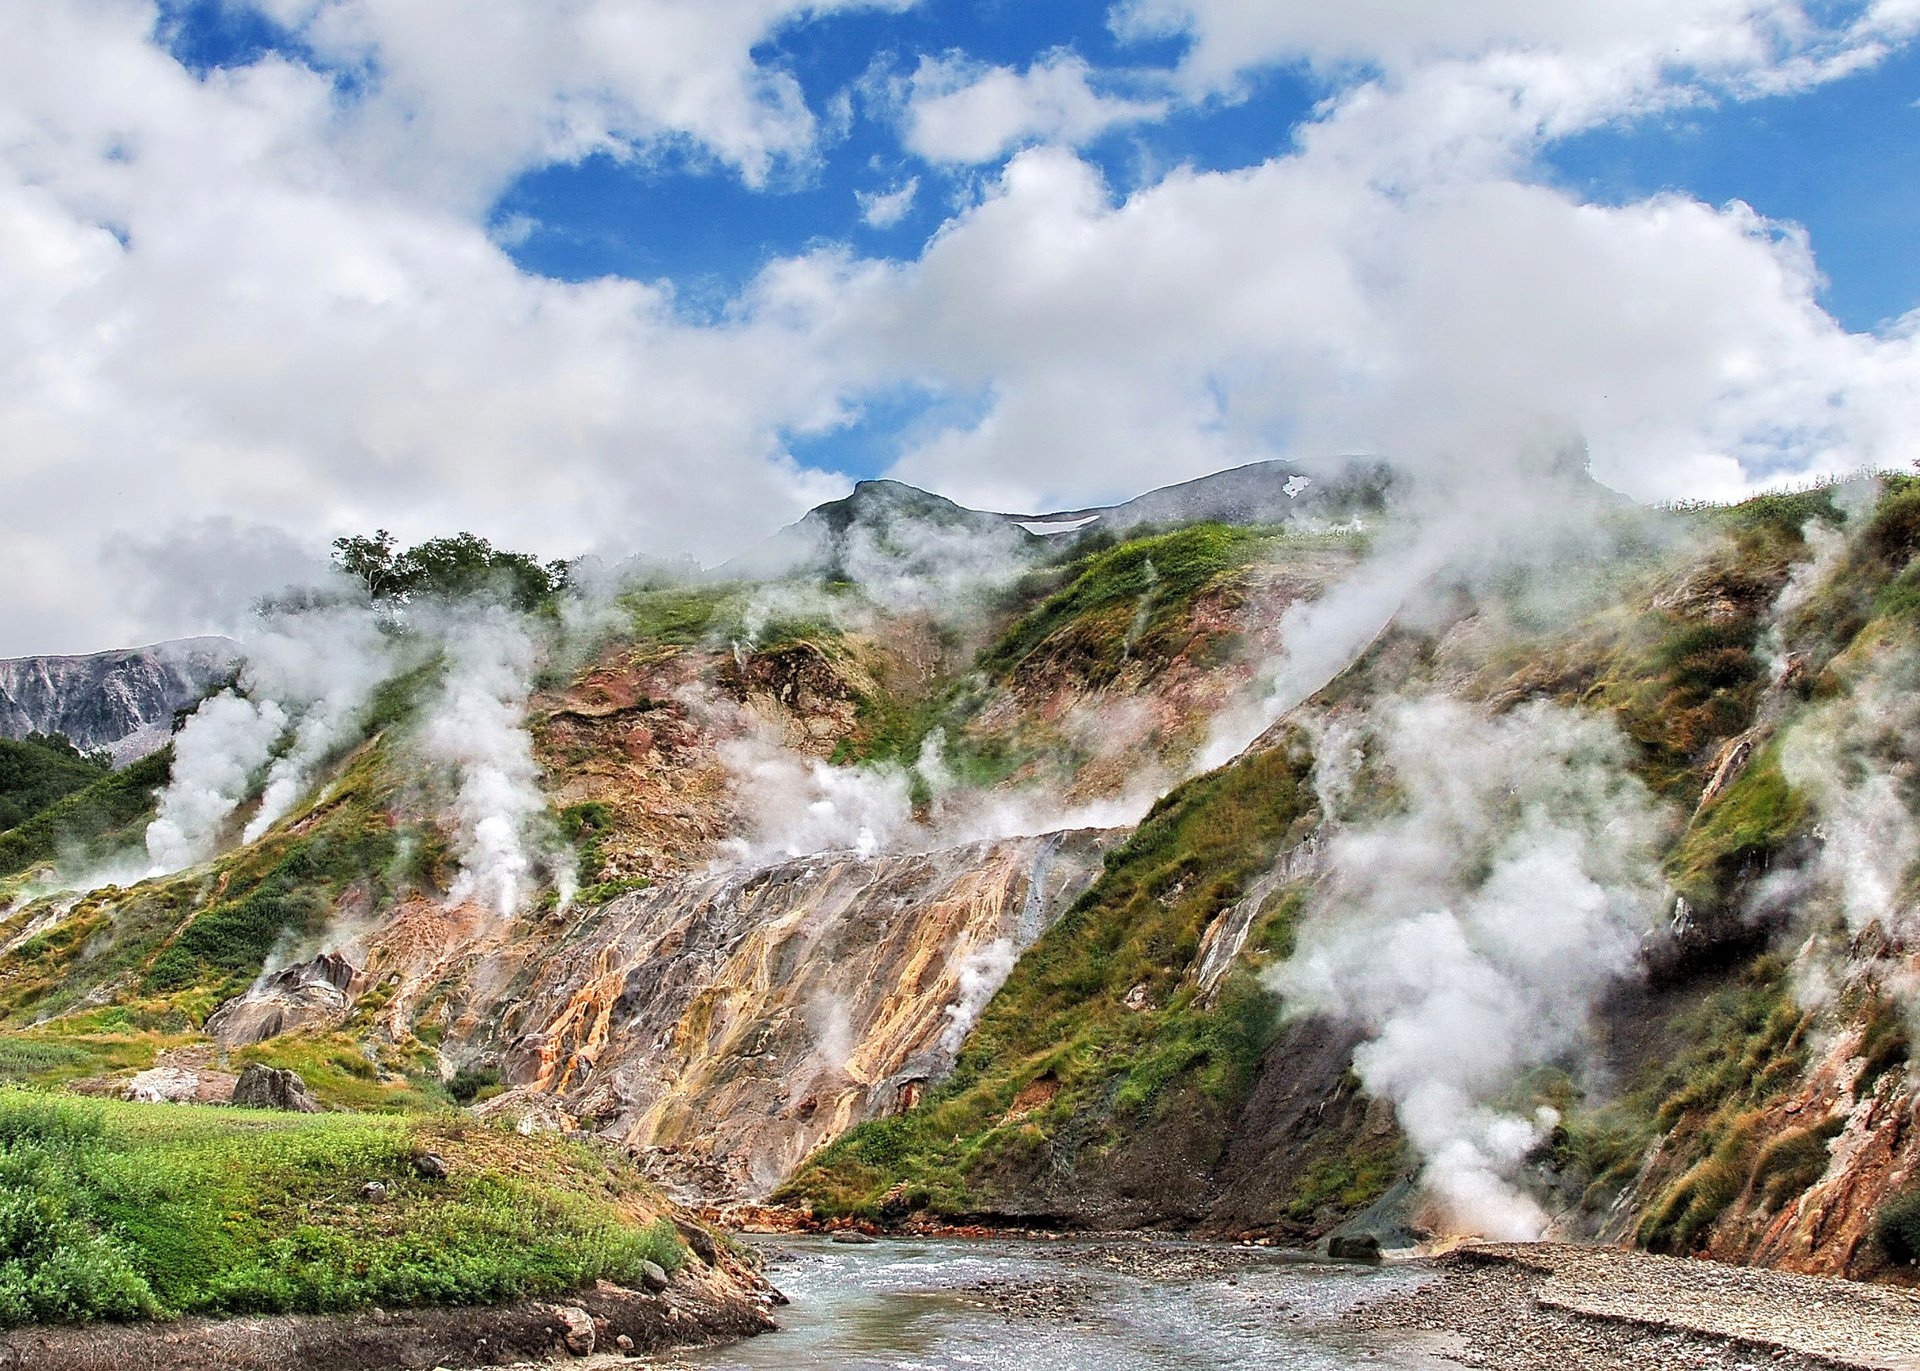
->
857, 176, 919, 228
3, 0, 1919, 664
901, 50, 1169, 164
1109, 0, 1917, 104
0, 2, 860, 655
857, 144, 1920, 515
244, 0, 918, 202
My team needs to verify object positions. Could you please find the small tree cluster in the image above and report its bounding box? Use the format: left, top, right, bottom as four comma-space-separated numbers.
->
331, 530, 570, 612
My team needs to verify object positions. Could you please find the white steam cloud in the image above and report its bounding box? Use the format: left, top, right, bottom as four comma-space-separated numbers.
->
1270, 696, 1669, 1239
1780, 647, 1920, 940
717, 723, 1157, 869
144, 690, 289, 874
242, 606, 396, 842
142, 602, 396, 876
717, 726, 924, 865
422, 608, 565, 916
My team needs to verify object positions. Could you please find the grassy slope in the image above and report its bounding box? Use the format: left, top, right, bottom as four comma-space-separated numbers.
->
0, 749, 170, 882
1544, 481, 1920, 1253
780, 738, 1330, 1221
0, 738, 109, 833
792, 480, 1920, 1243
0, 741, 437, 1033
0, 1088, 684, 1327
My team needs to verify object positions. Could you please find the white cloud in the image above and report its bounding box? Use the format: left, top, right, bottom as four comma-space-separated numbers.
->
247, 0, 920, 205
1108, 0, 1919, 108
2, 0, 1918, 661
857, 176, 919, 228
0, 2, 869, 654
843, 141, 1920, 512
901, 50, 1169, 164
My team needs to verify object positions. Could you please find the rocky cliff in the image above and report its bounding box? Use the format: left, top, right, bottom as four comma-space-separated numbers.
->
0, 637, 236, 762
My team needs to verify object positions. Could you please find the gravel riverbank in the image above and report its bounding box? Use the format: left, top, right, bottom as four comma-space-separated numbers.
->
1345, 1243, 1920, 1371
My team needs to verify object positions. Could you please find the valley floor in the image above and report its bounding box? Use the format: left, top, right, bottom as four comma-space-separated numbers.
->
1347, 1243, 1920, 1370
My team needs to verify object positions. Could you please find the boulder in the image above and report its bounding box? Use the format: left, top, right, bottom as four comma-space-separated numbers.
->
230, 1063, 322, 1113
552, 1304, 595, 1355
1327, 1232, 1382, 1264
123, 1065, 237, 1104
638, 1260, 670, 1293
672, 1217, 718, 1266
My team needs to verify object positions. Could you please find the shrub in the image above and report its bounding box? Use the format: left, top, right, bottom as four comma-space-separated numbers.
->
1878, 1185, 1920, 1265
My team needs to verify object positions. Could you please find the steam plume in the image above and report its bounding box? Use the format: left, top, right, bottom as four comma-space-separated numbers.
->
421, 608, 565, 916
1270, 696, 1668, 1238
144, 690, 289, 873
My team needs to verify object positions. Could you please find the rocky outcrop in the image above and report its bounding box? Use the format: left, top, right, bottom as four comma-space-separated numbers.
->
122, 1065, 238, 1104
472, 830, 1116, 1201
0, 637, 237, 763
0, 1267, 779, 1370
206, 953, 358, 1047
231, 1064, 322, 1113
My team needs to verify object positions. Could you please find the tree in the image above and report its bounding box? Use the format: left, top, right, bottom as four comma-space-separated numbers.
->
331, 530, 401, 601
329, 530, 569, 612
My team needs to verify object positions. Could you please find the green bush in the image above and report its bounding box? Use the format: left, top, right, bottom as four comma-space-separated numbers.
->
1878, 1185, 1920, 1265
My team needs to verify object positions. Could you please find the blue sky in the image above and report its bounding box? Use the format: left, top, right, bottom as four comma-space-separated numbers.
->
157, 1, 1917, 337
1549, 42, 1920, 335
4, 1, 1920, 650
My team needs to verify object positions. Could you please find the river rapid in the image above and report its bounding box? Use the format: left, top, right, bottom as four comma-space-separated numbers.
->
644, 1236, 1470, 1370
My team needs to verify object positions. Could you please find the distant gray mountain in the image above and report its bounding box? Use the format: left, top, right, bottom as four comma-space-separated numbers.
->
733, 458, 1397, 580
1008, 457, 1394, 535
0, 637, 239, 764
724, 478, 1039, 581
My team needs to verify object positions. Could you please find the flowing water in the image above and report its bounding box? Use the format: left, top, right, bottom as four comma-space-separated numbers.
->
648, 1237, 1469, 1370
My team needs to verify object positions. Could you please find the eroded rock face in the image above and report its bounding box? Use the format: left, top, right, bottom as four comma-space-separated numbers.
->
206, 953, 357, 1048
472, 829, 1116, 1202
0, 637, 238, 763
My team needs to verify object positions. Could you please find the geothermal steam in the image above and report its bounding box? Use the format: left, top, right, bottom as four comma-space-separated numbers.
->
145, 603, 395, 873
422, 609, 565, 916
1780, 647, 1920, 939
144, 690, 290, 873
1271, 696, 1668, 1239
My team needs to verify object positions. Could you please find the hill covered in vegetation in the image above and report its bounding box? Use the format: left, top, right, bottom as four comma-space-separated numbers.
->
4, 459, 1920, 1351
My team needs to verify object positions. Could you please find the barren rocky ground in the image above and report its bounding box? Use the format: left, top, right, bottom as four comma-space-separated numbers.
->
1346, 1244, 1920, 1371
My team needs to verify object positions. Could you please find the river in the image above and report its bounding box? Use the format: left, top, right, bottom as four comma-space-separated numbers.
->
644, 1236, 1470, 1370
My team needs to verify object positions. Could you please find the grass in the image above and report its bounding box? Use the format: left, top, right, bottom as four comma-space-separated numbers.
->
980, 523, 1279, 685
0, 736, 110, 834
1624, 957, 1813, 1253
1778, 474, 1920, 662
0, 1088, 686, 1327
1284, 1129, 1406, 1223
780, 736, 1327, 1220
0, 749, 170, 881
1666, 742, 1809, 910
